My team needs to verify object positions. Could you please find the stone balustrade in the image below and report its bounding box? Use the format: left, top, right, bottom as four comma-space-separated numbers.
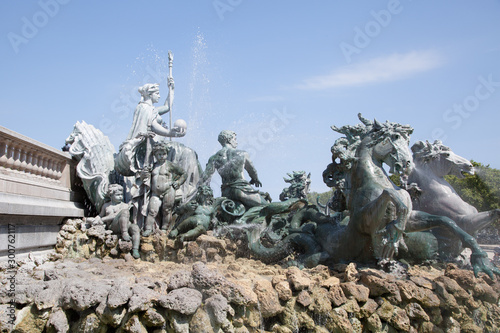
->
0, 125, 85, 258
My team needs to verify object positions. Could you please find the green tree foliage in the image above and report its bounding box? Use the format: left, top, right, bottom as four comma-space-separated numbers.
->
445, 160, 500, 212
307, 189, 335, 207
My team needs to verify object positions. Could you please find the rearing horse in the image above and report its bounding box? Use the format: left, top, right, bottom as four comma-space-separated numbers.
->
408, 140, 500, 257
249, 114, 499, 278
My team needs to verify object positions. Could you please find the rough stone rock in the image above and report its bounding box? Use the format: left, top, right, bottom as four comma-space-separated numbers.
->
340, 282, 370, 303
350, 317, 363, 333
224, 279, 259, 306
14, 282, 46, 305
60, 280, 111, 312
344, 262, 359, 282
196, 235, 226, 253
120, 314, 147, 333
141, 308, 166, 327
107, 280, 134, 309
395, 279, 440, 308
376, 299, 394, 322
405, 302, 430, 321
87, 225, 106, 242
360, 272, 401, 303
419, 321, 444, 333
119, 239, 133, 253
308, 287, 332, 317
433, 275, 469, 300
45, 307, 69, 333
285, 266, 311, 291
205, 294, 234, 331
61, 224, 77, 234
168, 270, 193, 290
165, 311, 190, 333
296, 290, 312, 307
96, 302, 127, 327
444, 264, 475, 290
341, 297, 360, 315
253, 278, 283, 318
191, 262, 227, 295
320, 276, 340, 288
365, 313, 382, 332
359, 298, 378, 318
328, 284, 347, 307
0, 304, 14, 333
433, 281, 460, 313
389, 306, 410, 332
158, 287, 202, 315
70, 311, 107, 333
189, 308, 214, 333
12, 304, 50, 333
128, 284, 160, 313
472, 281, 498, 304
274, 280, 292, 301
327, 308, 354, 333
34, 280, 63, 310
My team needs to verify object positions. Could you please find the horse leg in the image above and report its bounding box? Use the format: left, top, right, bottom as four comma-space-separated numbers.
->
356, 189, 410, 259
407, 210, 500, 278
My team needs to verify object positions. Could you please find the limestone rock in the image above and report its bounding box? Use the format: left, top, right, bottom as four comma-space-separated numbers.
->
360, 272, 401, 303
168, 269, 193, 290
285, 266, 311, 291
205, 294, 234, 331
70, 311, 107, 333
158, 287, 202, 315
141, 308, 166, 327
359, 298, 378, 318
405, 302, 430, 321
60, 280, 111, 312
128, 284, 160, 312
189, 308, 214, 333
328, 284, 347, 307
253, 278, 282, 318
96, 302, 127, 327
274, 280, 292, 301
120, 314, 147, 333
45, 308, 69, 333
107, 280, 134, 309
340, 282, 370, 303
12, 304, 50, 333
296, 290, 312, 307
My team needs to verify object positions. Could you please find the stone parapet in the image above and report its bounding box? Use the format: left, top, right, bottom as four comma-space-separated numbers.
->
0, 126, 85, 257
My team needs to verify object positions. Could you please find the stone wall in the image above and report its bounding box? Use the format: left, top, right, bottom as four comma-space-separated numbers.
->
0, 126, 85, 258
2, 218, 494, 332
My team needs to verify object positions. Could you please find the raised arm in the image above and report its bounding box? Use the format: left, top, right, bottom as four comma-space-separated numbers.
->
158, 77, 175, 115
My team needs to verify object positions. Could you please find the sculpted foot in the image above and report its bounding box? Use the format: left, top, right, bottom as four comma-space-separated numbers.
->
142, 229, 153, 237
132, 249, 140, 259
169, 230, 178, 239
121, 233, 131, 241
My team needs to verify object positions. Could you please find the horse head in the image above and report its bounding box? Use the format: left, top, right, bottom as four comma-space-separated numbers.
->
369, 118, 413, 176
411, 140, 474, 178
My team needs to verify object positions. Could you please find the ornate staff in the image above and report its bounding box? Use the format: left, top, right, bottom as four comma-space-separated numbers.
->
168, 50, 174, 141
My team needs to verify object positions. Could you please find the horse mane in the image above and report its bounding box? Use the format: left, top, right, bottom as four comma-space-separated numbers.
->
327, 114, 413, 189
411, 140, 451, 163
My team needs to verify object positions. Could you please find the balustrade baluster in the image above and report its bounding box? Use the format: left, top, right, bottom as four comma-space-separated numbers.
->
0, 139, 8, 168
25, 151, 34, 174
19, 147, 28, 173
5, 141, 15, 170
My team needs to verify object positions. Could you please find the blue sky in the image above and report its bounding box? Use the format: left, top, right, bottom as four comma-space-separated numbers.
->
1, 1, 500, 199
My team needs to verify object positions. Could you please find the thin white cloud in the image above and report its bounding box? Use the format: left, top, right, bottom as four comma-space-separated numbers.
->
247, 95, 285, 102
295, 50, 444, 90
